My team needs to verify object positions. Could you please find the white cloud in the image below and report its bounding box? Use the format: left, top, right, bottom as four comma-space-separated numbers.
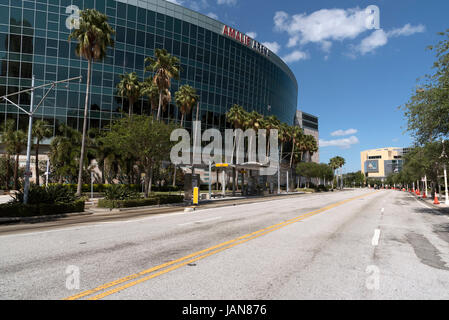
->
190, 0, 209, 11
355, 23, 425, 55
166, 0, 183, 5
274, 8, 369, 48
357, 29, 388, 55
246, 32, 257, 39
282, 50, 308, 63
217, 0, 236, 5
387, 23, 426, 37
319, 136, 359, 149
206, 12, 218, 20
331, 128, 358, 136
262, 41, 281, 54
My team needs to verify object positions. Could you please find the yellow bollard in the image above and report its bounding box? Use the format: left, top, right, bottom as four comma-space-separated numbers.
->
193, 187, 199, 205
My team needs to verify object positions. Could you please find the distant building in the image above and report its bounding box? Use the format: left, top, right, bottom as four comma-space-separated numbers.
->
360, 147, 408, 180
295, 110, 319, 163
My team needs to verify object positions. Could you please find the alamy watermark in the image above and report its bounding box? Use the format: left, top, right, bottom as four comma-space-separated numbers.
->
66, 5, 80, 30
65, 265, 80, 290
170, 121, 279, 176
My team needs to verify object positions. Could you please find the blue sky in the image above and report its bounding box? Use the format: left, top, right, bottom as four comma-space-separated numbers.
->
168, 0, 448, 172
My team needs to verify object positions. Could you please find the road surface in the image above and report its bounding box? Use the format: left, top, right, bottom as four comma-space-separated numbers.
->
0, 189, 448, 300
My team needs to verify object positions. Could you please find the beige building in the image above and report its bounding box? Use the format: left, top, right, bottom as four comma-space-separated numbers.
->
360, 147, 408, 180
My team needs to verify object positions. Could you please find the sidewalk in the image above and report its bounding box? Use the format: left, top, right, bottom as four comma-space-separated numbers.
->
402, 189, 449, 211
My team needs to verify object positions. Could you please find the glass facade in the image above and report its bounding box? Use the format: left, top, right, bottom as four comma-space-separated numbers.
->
0, 0, 298, 136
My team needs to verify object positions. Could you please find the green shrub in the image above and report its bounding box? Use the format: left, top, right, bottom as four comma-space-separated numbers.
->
12, 184, 77, 204
98, 195, 184, 209
0, 200, 85, 218
103, 184, 141, 200
315, 184, 330, 192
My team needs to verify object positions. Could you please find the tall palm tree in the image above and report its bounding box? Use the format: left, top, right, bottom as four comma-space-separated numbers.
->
289, 126, 303, 168
329, 156, 345, 189
264, 115, 280, 157
0, 119, 16, 190
278, 122, 289, 162
175, 85, 199, 127
32, 120, 52, 186
145, 49, 180, 121
69, 8, 115, 196
303, 134, 318, 162
116, 72, 141, 117
11, 130, 27, 190
141, 76, 160, 117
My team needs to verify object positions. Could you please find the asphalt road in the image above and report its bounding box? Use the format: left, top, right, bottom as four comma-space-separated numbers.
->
1, 189, 448, 300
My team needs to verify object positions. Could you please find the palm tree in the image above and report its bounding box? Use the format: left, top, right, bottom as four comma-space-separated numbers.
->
69, 8, 115, 196
329, 156, 345, 189
278, 122, 289, 162
0, 119, 16, 190
289, 126, 303, 168
11, 130, 27, 190
303, 135, 318, 162
116, 72, 141, 117
32, 120, 52, 186
145, 49, 180, 121
141, 76, 160, 117
264, 115, 280, 157
175, 85, 199, 127
49, 124, 82, 184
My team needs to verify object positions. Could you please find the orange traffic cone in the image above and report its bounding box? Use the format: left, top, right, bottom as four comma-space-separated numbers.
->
422, 192, 427, 199
434, 194, 440, 205
416, 189, 420, 196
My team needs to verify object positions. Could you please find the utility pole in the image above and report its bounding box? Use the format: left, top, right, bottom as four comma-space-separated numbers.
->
23, 75, 35, 204
441, 139, 449, 205
1, 75, 82, 204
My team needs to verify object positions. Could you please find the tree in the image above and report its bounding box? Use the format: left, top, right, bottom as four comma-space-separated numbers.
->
289, 126, 303, 168
49, 124, 82, 184
101, 115, 178, 197
402, 29, 449, 144
329, 156, 345, 189
69, 8, 115, 196
145, 49, 180, 121
116, 72, 141, 117
175, 85, 199, 127
141, 76, 160, 117
0, 119, 16, 190
11, 129, 27, 190
32, 120, 52, 186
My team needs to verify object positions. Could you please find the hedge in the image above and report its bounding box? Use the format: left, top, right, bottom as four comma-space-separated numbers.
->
0, 200, 85, 218
50, 184, 181, 193
98, 195, 184, 209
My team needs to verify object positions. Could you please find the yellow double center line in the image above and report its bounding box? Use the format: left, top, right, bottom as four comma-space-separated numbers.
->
64, 191, 377, 300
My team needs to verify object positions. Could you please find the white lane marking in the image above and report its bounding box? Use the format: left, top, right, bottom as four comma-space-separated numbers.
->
371, 229, 381, 246
178, 216, 222, 226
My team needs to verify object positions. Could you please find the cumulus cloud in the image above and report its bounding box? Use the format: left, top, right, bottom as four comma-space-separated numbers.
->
274, 8, 369, 47
387, 23, 426, 37
217, 0, 237, 5
262, 41, 281, 54
282, 50, 308, 63
357, 29, 388, 55
166, 0, 184, 5
331, 128, 358, 137
356, 23, 425, 55
319, 136, 359, 149
246, 32, 257, 39
206, 12, 219, 20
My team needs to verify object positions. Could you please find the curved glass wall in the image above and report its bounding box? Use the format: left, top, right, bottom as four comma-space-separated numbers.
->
0, 0, 298, 136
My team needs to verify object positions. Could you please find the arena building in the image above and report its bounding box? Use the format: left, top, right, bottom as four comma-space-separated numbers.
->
0, 0, 298, 137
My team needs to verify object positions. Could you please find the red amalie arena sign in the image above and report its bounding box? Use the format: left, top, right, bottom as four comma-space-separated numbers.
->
222, 25, 270, 57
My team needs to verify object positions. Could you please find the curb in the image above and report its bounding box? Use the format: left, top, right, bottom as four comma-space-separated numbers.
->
0, 211, 93, 224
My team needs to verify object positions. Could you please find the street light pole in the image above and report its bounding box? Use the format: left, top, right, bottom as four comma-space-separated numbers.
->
23, 75, 35, 204
441, 139, 449, 205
